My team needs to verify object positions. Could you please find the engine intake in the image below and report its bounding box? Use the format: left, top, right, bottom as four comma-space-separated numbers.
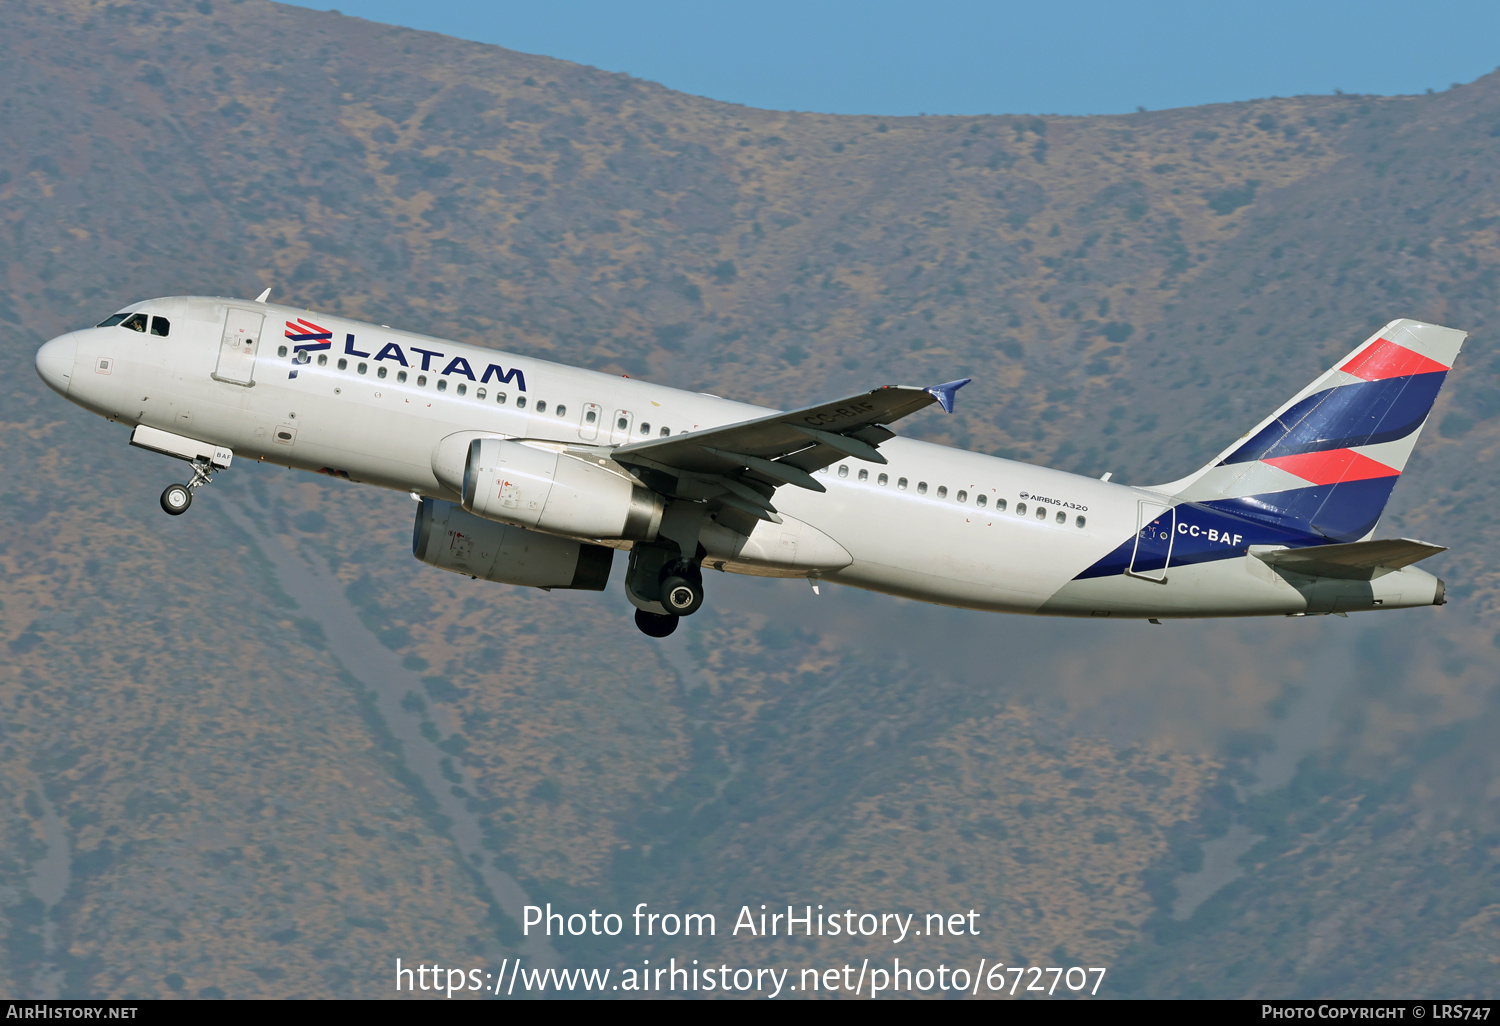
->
412, 497, 612, 591
461, 437, 662, 542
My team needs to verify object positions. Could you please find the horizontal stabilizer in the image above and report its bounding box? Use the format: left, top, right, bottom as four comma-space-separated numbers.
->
1250, 537, 1446, 579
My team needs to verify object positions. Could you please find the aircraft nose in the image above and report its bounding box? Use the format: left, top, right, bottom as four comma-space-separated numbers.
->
35, 333, 78, 396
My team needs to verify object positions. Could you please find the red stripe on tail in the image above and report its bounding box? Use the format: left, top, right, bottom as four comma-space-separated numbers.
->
1341, 338, 1448, 380
1262, 448, 1399, 486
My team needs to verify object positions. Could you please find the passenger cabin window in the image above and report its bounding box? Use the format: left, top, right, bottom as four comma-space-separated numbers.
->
476, 387, 486, 400
1016, 502, 1027, 516
535, 400, 545, 412
437, 379, 448, 392
317, 354, 328, 366
617, 416, 628, 430
858, 469, 869, 482
1056, 510, 1066, 524
897, 477, 908, 490
996, 498, 1007, 512
357, 362, 368, 374
396, 370, 407, 382
957, 490, 967, 503
586, 410, 597, 423
660, 426, 670, 436
121, 313, 148, 332
877, 473, 888, 486
1076, 515, 1087, 529
150, 316, 170, 337
936, 485, 947, 498
838, 465, 849, 478
556, 405, 566, 417
917, 481, 927, 494
976, 494, 987, 508
277, 345, 288, 357
641, 422, 651, 434
1036, 506, 1047, 520
377, 366, 387, 379
417, 374, 427, 386
337, 358, 348, 370
97, 313, 129, 328
496, 392, 507, 404
457, 383, 467, 396
516, 396, 527, 408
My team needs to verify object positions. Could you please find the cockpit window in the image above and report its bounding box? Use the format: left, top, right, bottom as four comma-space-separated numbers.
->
97, 313, 129, 328
120, 313, 148, 333
150, 316, 170, 337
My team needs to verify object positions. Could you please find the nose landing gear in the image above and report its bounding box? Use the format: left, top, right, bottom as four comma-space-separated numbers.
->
160, 483, 192, 515
159, 457, 222, 516
130, 427, 233, 517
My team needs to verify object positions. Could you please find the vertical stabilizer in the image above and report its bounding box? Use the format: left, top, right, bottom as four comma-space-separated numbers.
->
1161, 318, 1465, 543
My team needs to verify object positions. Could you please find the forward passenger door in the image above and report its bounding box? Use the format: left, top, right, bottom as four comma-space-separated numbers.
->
212, 308, 264, 387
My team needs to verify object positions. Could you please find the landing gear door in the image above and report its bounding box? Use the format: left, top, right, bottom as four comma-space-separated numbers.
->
213, 308, 263, 387
1127, 500, 1175, 583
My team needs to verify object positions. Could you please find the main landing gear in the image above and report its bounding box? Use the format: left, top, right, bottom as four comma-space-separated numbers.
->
659, 572, 705, 616
634, 610, 679, 638
159, 458, 220, 516
626, 545, 706, 637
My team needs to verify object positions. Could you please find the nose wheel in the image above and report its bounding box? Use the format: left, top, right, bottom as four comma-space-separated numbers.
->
159, 458, 221, 516
160, 483, 193, 515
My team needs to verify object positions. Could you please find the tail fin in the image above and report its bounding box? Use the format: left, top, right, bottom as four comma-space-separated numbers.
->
1162, 318, 1466, 543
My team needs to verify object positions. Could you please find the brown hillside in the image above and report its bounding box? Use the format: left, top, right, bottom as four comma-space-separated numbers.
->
1, 0, 1497, 998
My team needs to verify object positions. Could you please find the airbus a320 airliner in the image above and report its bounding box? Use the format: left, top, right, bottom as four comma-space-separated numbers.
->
35, 295, 1461, 636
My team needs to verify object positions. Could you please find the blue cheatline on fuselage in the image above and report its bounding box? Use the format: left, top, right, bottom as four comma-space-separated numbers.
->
1073, 501, 1324, 580
1221, 371, 1445, 464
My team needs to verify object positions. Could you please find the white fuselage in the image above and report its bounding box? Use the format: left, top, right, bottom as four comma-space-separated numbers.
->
36, 297, 1444, 620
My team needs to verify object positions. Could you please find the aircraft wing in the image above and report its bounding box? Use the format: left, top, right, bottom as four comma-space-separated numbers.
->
610, 379, 969, 522
1250, 538, 1446, 579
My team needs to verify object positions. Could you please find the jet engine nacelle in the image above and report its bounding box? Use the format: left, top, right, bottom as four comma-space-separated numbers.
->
460, 437, 663, 542
412, 497, 613, 591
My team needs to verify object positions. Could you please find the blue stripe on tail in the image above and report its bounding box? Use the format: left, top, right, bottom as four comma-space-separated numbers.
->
1221, 372, 1445, 464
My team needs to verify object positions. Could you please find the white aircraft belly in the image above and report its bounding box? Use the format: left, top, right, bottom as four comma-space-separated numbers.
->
776, 462, 1144, 614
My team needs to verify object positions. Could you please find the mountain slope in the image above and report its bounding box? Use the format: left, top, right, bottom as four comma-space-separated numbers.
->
1, 0, 1497, 998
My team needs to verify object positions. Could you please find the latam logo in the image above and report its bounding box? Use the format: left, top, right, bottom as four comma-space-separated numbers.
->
285, 318, 333, 351
284, 321, 528, 392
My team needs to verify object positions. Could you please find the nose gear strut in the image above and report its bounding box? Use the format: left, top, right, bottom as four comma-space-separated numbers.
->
160, 457, 223, 516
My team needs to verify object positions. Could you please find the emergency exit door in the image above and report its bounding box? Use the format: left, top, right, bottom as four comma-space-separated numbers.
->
213, 308, 263, 386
